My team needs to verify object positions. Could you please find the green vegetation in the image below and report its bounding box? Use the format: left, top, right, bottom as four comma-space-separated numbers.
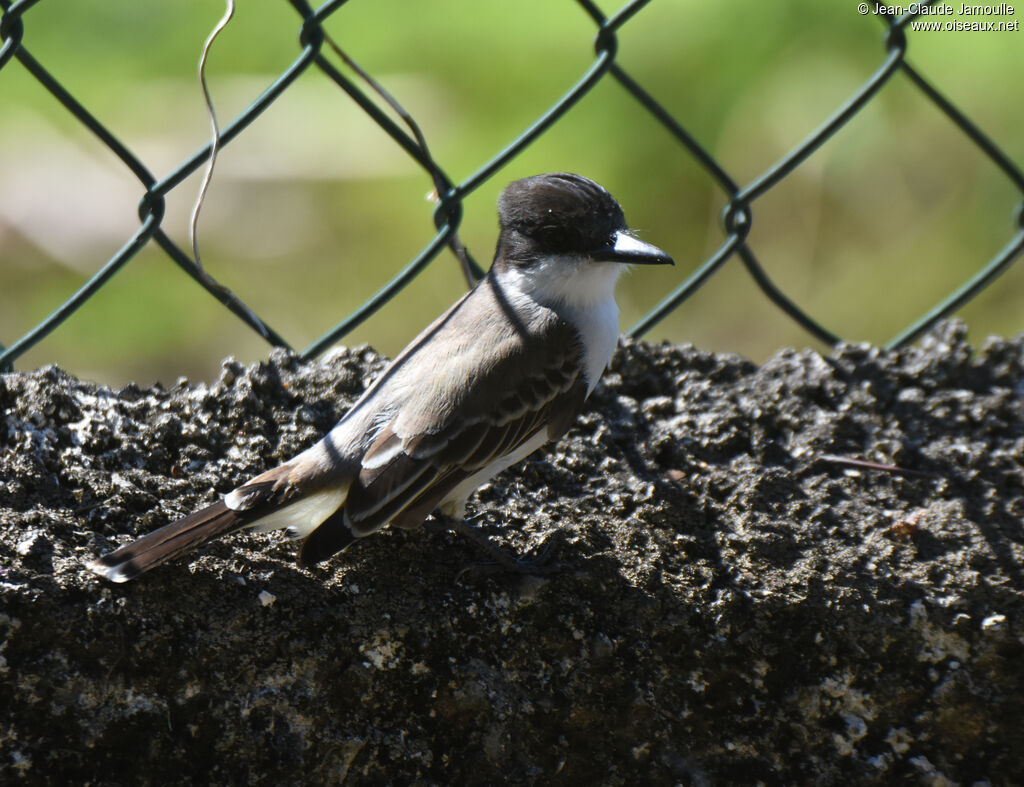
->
2, 0, 1022, 384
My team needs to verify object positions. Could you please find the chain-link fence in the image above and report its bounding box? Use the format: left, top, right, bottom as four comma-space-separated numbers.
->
2, 0, 1023, 377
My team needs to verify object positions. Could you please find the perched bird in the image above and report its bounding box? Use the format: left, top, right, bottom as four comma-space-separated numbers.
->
89, 172, 673, 582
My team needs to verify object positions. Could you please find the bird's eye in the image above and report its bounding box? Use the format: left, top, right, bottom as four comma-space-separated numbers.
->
533, 225, 576, 252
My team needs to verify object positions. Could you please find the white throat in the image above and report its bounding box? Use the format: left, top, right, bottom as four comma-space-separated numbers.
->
497, 254, 621, 309
496, 255, 622, 392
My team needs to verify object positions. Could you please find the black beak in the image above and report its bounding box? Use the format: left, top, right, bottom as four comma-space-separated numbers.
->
590, 231, 674, 266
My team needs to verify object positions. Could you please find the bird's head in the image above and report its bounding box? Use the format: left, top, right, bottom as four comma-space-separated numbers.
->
492, 172, 672, 308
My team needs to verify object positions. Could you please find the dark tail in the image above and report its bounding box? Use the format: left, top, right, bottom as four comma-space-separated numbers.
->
89, 501, 246, 583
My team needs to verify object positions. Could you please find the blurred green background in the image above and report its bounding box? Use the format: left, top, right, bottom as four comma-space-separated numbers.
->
2, 0, 1022, 386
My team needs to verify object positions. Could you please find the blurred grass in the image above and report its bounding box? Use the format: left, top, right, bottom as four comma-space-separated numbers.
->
1, 0, 1022, 385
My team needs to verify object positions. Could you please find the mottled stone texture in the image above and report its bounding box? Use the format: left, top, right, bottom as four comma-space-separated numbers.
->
1, 322, 1022, 785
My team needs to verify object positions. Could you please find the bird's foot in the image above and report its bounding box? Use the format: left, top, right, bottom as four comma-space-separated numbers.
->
428, 513, 564, 579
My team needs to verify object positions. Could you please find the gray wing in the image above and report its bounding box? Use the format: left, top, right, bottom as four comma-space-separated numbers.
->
298, 279, 589, 565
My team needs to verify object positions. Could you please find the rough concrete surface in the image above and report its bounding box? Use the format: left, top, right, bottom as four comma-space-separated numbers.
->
1, 321, 1022, 785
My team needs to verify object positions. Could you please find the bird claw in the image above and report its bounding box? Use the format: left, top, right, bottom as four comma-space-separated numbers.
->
431, 512, 564, 580
455, 550, 565, 583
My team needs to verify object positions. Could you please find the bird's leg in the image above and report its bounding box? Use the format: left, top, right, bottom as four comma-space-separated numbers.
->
426, 512, 563, 578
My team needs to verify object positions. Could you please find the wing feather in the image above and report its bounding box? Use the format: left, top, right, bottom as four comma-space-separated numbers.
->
299, 274, 597, 564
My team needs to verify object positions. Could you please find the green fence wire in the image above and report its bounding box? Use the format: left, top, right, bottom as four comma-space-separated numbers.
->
1, 0, 1023, 374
